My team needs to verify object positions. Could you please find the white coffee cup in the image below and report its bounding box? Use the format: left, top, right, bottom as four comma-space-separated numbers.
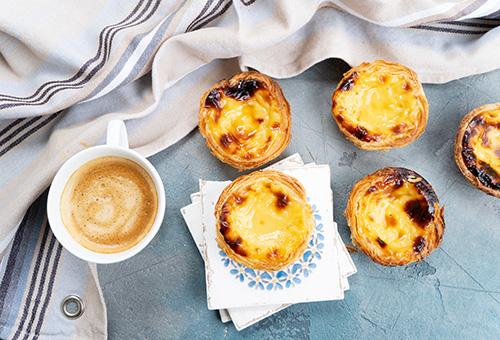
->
47, 120, 166, 264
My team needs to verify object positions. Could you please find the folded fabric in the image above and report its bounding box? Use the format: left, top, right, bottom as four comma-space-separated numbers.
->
1, 1, 500, 339
0, 191, 107, 339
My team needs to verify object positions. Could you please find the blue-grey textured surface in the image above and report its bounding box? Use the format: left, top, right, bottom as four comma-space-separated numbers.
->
98, 58, 500, 339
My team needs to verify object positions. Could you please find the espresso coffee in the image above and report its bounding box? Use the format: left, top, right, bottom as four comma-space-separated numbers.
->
60, 156, 158, 254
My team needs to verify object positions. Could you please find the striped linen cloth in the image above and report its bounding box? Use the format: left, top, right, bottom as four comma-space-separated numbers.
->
0, 1, 499, 338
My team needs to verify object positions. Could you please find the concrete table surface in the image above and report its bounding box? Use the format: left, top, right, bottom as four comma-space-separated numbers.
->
98, 58, 500, 339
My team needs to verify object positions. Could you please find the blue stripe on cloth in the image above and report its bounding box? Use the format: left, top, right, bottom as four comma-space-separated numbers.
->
21, 232, 59, 340
189, 0, 233, 32
0, 112, 61, 159
113, 1, 181, 91
11, 218, 52, 339
0, 119, 25, 139
0, 113, 62, 192
87, 59, 227, 149
411, 25, 494, 35
0, 0, 157, 109
32, 243, 63, 340
283, 7, 498, 55
0, 190, 90, 339
0, 191, 48, 339
0, 117, 42, 148
185, 0, 216, 32
36, 249, 90, 339
0, 211, 32, 322
439, 20, 500, 28
0, 0, 149, 103
83, 0, 175, 102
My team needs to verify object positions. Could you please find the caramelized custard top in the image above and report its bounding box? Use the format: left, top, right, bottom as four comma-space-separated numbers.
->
461, 106, 500, 191
332, 64, 425, 144
204, 79, 284, 161
356, 168, 439, 259
219, 177, 313, 267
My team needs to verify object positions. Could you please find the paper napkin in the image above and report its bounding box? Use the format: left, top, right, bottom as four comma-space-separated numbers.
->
180, 154, 356, 330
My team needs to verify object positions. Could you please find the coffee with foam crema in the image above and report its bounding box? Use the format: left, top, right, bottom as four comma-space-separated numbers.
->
60, 156, 158, 254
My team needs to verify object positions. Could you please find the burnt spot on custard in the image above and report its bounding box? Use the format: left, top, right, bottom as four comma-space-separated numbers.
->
391, 123, 407, 135
413, 236, 426, 254
352, 126, 381, 142
205, 88, 222, 110
275, 192, 289, 209
404, 198, 433, 228
205, 89, 223, 123
224, 235, 247, 257
336, 121, 382, 143
402, 81, 412, 92
223, 79, 264, 101
333, 108, 381, 144
234, 195, 247, 205
219, 203, 248, 257
266, 249, 279, 259
339, 71, 358, 92
219, 203, 231, 235
481, 125, 498, 147
368, 168, 438, 227
461, 115, 500, 190
377, 237, 387, 248
220, 133, 236, 148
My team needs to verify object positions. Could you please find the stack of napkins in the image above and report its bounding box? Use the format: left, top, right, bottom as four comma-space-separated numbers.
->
181, 154, 356, 330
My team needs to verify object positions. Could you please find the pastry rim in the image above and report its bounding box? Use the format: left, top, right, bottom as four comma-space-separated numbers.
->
454, 102, 500, 198
331, 60, 429, 151
198, 71, 291, 170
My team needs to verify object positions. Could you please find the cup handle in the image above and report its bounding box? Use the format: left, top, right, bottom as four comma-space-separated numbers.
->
106, 119, 129, 148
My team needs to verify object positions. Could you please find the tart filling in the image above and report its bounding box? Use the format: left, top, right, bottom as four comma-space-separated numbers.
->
215, 170, 314, 271
332, 60, 428, 150
345, 167, 445, 266
199, 72, 291, 169
455, 103, 500, 197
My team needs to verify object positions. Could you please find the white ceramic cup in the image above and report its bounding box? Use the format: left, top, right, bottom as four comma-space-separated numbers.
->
47, 119, 166, 264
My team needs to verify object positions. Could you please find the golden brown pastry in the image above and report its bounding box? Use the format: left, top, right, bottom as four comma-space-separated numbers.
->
199, 71, 291, 170
331, 60, 429, 151
215, 170, 314, 271
455, 103, 500, 198
345, 167, 445, 266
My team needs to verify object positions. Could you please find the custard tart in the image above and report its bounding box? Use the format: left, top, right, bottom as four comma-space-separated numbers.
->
455, 103, 500, 198
199, 71, 291, 170
345, 167, 445, 266
332, 60, 428, 151
215, 170, 314, 271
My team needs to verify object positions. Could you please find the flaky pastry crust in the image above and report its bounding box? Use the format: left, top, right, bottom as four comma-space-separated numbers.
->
214, 170, 314, 271
199, 71, 291, 170
454, 103, 500, 198
332, 60, 428, 151
345, 167, 445, 266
